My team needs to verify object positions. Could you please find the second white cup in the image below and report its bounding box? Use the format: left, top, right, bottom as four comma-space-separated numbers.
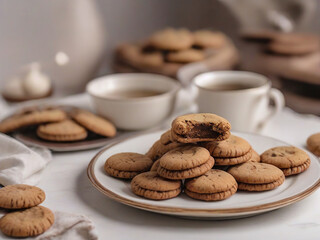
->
193, 71, 285, 132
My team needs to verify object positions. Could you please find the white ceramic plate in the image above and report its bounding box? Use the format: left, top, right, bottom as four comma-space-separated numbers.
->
87, 131, 320, 219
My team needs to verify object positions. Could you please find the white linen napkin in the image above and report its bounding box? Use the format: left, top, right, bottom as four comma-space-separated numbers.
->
35, 211, 98, 240
0, 133, 52, 186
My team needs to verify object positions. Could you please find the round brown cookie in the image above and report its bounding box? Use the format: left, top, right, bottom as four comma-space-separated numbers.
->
150, 159, 160, 171
184, 169, 237, 201
167, 49, 205, 63
0, 206, 54, 237
37, 119, 88, 142
140, 52, 164, 68
116, 44, 182, 77
307, 132, 320, 157
228, 162, 285, 191
105, 152, 153, 179
171, 113, 231, 143
157, 156, 215, 180
241, 29, 278, 41
131, 171, 181, 200
273, 33, 319, 45
145, 139, 184, 161
160, 129, 174, 145
72, 110, 116, 137
237, 176, 285, 192
193, 30, 227, 48
160, 145, 211, 170
267, 33, 319, 55
148, 28, 194, 51
249, 149, 261, 162
202, 135, 251, 157
281, 158, 311, 176
260, 146, 310, 176
214, 149, 253, 166
0, 109, 67, 133
267, 41, 320, 55
0, 184, 45, 209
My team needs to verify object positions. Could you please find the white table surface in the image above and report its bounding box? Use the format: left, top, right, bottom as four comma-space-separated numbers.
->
1, 93, 320, 240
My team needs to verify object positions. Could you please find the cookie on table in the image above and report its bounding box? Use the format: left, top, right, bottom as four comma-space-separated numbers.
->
166, 49, 205, 63
171, 113, 231, 143
202, 135, 251, 158
185, 169, 237, 201
131, 171, 181, 200
0, 108, 67, 133
148, 28, 194, 51
105, 152, 153, 179
157, 145, 214, 180
260, 146, 311, 176
228, 162, 285, 191
193, 30, 227, 48
307, 133, 320, 157
37, 119, 88, 142
0, 184, 45, 209
72, 110, 116, 137
0, 206, 54, 237
146, 138, 184, 161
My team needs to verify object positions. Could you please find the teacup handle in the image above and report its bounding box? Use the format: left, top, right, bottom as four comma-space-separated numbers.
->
256, 88, 285, 132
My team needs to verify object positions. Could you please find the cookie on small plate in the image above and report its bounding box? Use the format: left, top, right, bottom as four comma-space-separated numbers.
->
157, 145, 214, 180
0, 108, 67, 133
228, 162, 285, 191
267, 33, 320, 55
0, 184, 45, 209
260, 146, 311, 176
148, 28, 194, 51
131, 171, 181, 200
307, 133, 320, 157
72, 110, 116, 137
0, 206, 54, 237
105, 152, 153, 179
193, 30, 227, 48
171, 113, 231, 143
185, 169, 237, 201
167, 49, 205, 63
37, 119, 87, 142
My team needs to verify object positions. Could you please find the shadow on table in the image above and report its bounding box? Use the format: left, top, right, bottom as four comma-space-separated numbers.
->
75, 167, 311, 230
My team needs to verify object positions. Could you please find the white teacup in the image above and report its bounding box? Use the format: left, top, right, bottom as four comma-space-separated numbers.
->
193, 71, 285, 132
87, 73, 180, 130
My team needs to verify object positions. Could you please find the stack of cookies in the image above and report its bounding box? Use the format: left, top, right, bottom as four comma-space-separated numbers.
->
0, 184, 54, 238
104, 113, 311, 201
113, 28, 239, 77
242, 30, 320, 115
0, 106, 116, 142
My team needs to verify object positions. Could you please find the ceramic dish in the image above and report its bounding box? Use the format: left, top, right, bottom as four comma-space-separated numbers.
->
87, 130, 320, 220
87, 73, 180, 130
14, 129, 138, 152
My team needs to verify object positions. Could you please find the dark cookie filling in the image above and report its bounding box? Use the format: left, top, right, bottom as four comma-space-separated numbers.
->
177, 123, 222, 139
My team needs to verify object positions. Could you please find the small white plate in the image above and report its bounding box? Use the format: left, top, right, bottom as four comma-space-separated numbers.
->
87, 131, 320, 220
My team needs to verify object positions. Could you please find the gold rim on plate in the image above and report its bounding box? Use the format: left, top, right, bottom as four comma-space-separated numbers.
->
87, 132, 320, 216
